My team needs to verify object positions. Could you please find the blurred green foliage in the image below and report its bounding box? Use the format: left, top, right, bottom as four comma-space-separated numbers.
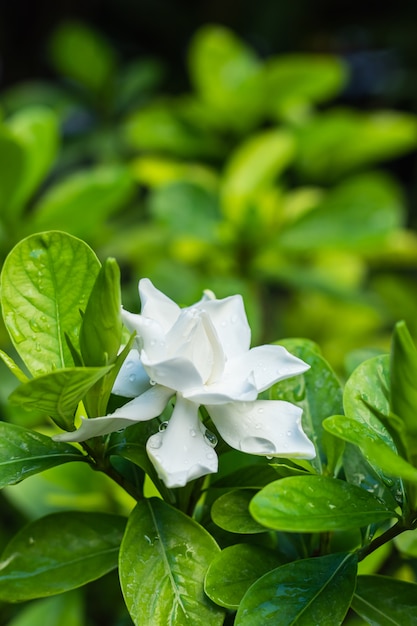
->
1, 20, 417, 623
1, 21, 417, 370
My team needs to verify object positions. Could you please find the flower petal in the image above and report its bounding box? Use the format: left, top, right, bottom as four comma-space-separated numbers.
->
146, 396, 218, 488
141, 352, 204, 392
193, 294, 251, 359
112, 348, 150, 398
183, 371, 258, 404
54, 385, 174, 442
139, 278, 180, 332
226, 345, 309, 393
121, 310, 167, 361
207, 400, 316, 458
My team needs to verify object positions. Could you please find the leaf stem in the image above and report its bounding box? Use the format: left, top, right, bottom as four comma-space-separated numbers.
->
357, 516, 417, 561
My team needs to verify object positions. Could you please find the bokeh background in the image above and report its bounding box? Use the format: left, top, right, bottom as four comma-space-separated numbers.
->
2, 2, 417, 624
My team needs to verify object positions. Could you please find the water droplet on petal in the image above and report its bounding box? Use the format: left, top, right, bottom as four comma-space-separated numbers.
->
189, 429, 197, 437
206, 452, 215, 460
204, 429, 218, 448
255, 423, 262, 430
126, 360, 135, 370
150, 379, 156, 386
148, 435, 162, 449
231, 315, 238, 324
257, 407, 264, 414
287, 430, 292, 437
221, 320, 227, 327
150, 339, 157, 346
159, 421, 169, 432
129, 374, 136, 383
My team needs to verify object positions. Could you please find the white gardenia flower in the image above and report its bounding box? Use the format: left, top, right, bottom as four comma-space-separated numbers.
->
55, 279, 315, 487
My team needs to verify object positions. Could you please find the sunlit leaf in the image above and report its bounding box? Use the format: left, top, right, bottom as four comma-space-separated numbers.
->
1, 231, 100, 375
9, 366, 112, 431
235, 552, 357, 625
31, 165, 135, 238
0, 512, 126, 601
6, 591, 83, 626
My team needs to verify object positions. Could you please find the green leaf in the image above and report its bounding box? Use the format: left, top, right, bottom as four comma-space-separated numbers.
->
0, 421, 84, 488
48, 20, 116, 93
31, 165, 135, 238
221, 129, 295, 222
390, 320, 417, 439
352, 575, 417, 626
80, 258, 122, 367
6, 106, 59, 213
7, 591, 83, 626
9, 366, 112, 431
0, 348, 29, 382
188, 25, 264, 130
250, 476, 397, 532
1, 231, 100, 375
0, 126, 25, 215
272, 338, 343, 473
280, 173, 404, 252
211, 489, 269, 534
204, 543, 283, 609
296, 109, 417, 182
324, 415, 417, 483
265, 54, 347, 120
119, 498, 224, 626
0, 512, 126, 601
235, 552, 357, 626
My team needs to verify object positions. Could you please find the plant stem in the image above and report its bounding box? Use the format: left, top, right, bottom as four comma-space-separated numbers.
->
357, 519, 414, 561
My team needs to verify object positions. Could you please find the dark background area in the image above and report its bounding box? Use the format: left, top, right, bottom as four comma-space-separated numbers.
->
2, 0, 417, 110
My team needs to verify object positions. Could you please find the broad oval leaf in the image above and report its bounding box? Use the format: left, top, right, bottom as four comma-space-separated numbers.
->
352, 575, 417, 626
235, 552, 357, 626
250, 475, 397, 532
211, 489, 268, 534
6, 590, 83, 626
0, 421, 84, 488
280, 173, 403, 252
390, 320, 417, 438
7, 106, 59, 213
0, 511, 126, 601
221, 129, 295, 222
119, 498, 224, 626
9, 365, 112, 431
32, 165, 135, 238
272, 338, 344, 474
188, 24, 264, 130
296, 109, 417, 182
265, 54, 347, 120
0, 127, 25, 214
204, 543, 283, 609
1, 231, 100, 375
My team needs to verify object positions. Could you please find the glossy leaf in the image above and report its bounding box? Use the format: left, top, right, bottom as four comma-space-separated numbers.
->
7, 106, 59, 213
280, 173, 403, 251
235, 552, 357, 625
221, 129, 295, 221
204, 543, 283, 609
211, 489, 268, 534
390, 320, 417, 438
272, 338, 343, 473
119, 498, 224, 626
1, 231, 100, 375
265, 54, 347, 119
0, 421, 84, 488
9, 365, 112, 430
0, 512, 126, 601
188, 24, 264, 129
352, 575, 417, 626
250, 475, 397, 532
80, 258, 122, 367
32, 165, 135, 238
324, 415, 417, 483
